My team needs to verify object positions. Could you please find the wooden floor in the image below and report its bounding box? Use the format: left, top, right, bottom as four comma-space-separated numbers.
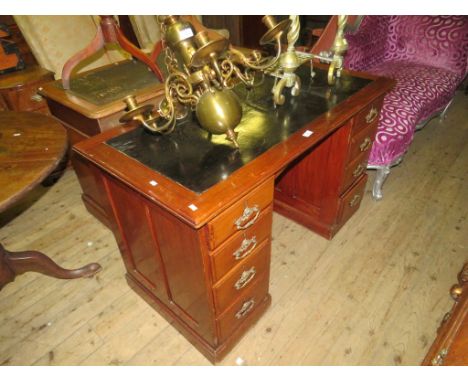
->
1, 91, 467, 366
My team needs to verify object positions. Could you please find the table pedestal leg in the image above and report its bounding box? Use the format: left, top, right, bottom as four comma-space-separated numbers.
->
0, 244, 101, 291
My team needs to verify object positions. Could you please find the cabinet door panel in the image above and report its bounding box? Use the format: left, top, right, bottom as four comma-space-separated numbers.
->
105, 177, 169, 301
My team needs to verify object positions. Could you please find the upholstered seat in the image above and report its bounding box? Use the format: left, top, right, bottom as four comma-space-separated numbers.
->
344, 16, 468, 199
365, 62, 463, 166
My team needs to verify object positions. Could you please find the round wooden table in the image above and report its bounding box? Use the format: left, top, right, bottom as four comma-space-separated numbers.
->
0, 111, 101, 290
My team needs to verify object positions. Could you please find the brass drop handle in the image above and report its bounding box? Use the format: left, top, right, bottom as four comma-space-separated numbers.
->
235, 299, 255, 319
365, 106, 378, 124
233, 236, 258, 260
235, 205, 260, 230
349, 194, 361, 208
234, 267, 256, 290
431, 348, 448, 366
359, 137, 372, 152
30, 93, 43, 102
353, 164, 365, 178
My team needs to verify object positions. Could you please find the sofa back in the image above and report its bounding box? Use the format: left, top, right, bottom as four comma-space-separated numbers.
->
346, 16, 468, 76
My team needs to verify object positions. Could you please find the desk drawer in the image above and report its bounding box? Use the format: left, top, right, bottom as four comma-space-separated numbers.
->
212, 239, 270, 314
341, 151, 370, 193
216, 274, 270, 342
352, 96, 383, 135
206, 178, 274, 250
209, 206, 272, 283
338, 174, 367, 226
347, 121, 377, 164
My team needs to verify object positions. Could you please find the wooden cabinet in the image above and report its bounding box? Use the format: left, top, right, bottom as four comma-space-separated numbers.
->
72, 64, 393, 363
422, 263, 468, 366
0, 66, 54, 114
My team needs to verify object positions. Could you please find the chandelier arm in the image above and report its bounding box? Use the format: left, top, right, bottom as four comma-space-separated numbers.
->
228, 35, 283, 71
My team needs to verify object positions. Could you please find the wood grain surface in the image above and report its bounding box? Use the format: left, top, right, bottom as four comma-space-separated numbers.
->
0, 111, 67, 212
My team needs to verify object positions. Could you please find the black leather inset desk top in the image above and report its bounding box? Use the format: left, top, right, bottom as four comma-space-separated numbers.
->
107, 66, 371, 194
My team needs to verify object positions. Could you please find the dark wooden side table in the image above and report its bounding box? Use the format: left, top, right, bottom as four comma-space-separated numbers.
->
0, 66, 54, 114
422, 263, 468, 365
73, 65, 394, 362
0, 111, 101, 290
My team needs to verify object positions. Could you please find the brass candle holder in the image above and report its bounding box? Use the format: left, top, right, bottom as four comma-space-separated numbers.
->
259, 15, 349, 105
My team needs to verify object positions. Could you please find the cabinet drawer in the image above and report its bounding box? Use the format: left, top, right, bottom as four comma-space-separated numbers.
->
212, 239, 270, 314
209, 206, 272, 283
16, 85, 49, 111
338, 174, 367, 226
341, 151, 370, 193
352, 96, 384, 135
206, 178, 274, 250
347, 121, 377, 164
216, 274, 270, 342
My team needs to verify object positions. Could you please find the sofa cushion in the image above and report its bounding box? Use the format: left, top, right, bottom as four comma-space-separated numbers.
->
365, 61, 462, 166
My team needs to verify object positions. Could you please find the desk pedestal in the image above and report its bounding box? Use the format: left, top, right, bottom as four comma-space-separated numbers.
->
275, 96, 383, 239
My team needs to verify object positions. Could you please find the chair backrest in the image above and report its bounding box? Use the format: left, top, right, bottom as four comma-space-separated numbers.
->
347, 16, 468, 76
344, 16, 391, 71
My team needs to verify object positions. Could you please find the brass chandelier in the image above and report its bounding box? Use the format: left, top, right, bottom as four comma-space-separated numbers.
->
120, 15, 349, 148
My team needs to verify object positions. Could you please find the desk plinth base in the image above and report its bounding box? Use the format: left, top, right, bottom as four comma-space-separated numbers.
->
126, 273, 272, 364
81, 194, 113, 229
274, 173, 368, 240
273, 195, 337, 240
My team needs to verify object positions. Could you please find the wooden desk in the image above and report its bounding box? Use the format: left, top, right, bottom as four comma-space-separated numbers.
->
72, 65, 394, 362
0, 111, 101, 289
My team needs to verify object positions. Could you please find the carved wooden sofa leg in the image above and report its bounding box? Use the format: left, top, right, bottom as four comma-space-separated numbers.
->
371, 166, 391, 201
416, 99, 455, 132
369, 156, 404, 201
439, 99, 454, 121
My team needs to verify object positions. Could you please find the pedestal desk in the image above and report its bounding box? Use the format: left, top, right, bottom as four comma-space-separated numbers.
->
72, 65, 394, 362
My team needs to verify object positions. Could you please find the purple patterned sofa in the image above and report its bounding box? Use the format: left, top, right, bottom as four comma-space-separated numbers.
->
344, 16, 468, 199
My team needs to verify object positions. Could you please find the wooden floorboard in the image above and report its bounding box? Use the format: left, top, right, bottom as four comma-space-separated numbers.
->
0, 91, 466, 366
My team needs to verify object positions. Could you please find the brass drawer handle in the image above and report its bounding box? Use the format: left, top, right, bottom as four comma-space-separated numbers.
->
233, 236, 257, 260
353, 164, 365, 178
235, 298, 255, 319
234, 267, 256, 290
365, 106, 378, 124
30, 93, 43, 102
235, 205, 260, 230
349, 194, 361, 208
359, 137, 372, 152
431, 348, 448, 366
